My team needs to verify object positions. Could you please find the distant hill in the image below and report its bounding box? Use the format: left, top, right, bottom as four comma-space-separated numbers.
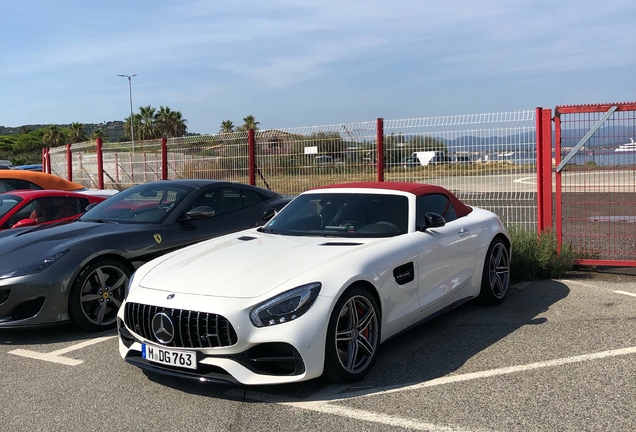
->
0, 121, 126, 142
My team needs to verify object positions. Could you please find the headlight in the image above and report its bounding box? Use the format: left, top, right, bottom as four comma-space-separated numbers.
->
250, 282, 321, 327
125, 271, 137, 298
0, 250, 70, 280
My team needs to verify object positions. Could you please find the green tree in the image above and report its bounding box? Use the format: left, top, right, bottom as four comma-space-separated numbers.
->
220, 120, 235, 134
385, 133, 406, 147
171, 110, 187, 137
68, 122, 88, 143
42, 125, 64, 147
155, 106, 177, 137
91, 128, 109, 141
137, 105, 157, 140
0, 136, 16, 152
238, 115, 260, 132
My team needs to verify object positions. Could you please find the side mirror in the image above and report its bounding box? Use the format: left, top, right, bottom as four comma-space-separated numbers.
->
185, 206, 216, 220
417, 212, 445, 231
262, 208, 277, 222
12, 218, 38, 229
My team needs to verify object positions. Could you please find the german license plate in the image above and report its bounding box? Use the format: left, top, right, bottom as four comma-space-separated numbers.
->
142, 343, 196, 370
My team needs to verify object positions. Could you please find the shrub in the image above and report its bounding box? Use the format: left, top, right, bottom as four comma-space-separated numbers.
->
508, 226, 578, 281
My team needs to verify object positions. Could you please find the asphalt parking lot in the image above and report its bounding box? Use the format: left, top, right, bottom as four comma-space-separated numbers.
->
1, 272, 635, 432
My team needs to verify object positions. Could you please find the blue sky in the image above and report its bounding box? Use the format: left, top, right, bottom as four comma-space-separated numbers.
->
1, 0, 634, 134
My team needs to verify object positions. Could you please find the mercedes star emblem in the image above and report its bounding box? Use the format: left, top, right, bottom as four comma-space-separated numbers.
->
151, 312, 175, 344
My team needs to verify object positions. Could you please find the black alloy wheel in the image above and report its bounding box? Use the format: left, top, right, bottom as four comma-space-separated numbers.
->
68, 259, 131, 331
478, 238, 511, 305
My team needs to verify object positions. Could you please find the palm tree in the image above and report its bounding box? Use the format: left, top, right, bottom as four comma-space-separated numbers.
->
137, 105, 157, 140
91, 128, 109, 141
220, 120, 235, 134
241, 115, 260, 131
42, 125, 63, 147
123, 114, 139, 141
170, 110, 188, 137
68, 122, 88, 143
154, 106, 176, 138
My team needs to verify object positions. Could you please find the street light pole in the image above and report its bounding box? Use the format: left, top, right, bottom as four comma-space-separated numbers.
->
117, 74, 137, 152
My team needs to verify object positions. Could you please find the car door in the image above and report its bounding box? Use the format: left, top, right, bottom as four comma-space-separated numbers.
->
166, 186, 261, 250
414, 194, 478, 310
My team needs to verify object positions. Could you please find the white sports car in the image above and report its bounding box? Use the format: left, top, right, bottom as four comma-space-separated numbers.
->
118, 182, 511, 385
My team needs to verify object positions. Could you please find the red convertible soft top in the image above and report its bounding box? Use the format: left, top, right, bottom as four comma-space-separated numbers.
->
313, 182, 473, 218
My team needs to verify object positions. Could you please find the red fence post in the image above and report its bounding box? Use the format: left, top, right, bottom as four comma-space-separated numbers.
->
554, 112, 563, 251
248, 129, 256, 186
161, 137, 168, 180
376, 118, 384, 182
66, 143, 72, 181
540, 109, 553, 231
41, 148, 45, 172
45, 148, 51, 174
96, 137, 104, 189
535, 108, 553, 232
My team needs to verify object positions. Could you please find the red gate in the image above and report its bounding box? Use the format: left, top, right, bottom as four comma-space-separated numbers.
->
554, 102, 636, 266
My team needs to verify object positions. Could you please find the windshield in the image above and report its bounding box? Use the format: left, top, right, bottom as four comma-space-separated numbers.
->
79, 184, 193, 224
262, 193, 408, 237
0, 194, 22, 219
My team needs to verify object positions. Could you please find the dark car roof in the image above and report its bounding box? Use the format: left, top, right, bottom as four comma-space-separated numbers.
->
312, 181, 472, 218
136, 179, 278, 198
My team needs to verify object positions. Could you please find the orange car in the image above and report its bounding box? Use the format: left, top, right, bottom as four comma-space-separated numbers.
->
0, 170, 117, 196
0, 170, 86, 192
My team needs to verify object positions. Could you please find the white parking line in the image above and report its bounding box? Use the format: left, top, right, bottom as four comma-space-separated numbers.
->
558, 279, 597, 288
8, 335, 117, 366
283, 401, 480, 432
343, 346, 636, 401
615, 290, 636, 298
232, 346, 636, 431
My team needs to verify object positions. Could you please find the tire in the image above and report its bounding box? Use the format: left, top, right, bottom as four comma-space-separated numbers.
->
323, 286, 381, 383
478, 238, 511, 305
68, 259, 131, 331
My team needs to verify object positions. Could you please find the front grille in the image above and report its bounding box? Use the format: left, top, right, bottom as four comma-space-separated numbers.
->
124, 302, 238, 348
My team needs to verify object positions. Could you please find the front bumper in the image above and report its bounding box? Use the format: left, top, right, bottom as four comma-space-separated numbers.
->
117, 288, 333, 385
0, 275, 69, 328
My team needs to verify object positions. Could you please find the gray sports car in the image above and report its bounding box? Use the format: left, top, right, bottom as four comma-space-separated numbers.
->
0, 180, 291, 331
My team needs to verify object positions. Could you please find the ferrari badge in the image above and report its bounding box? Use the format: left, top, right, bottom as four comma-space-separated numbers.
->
153, 234, 162, 244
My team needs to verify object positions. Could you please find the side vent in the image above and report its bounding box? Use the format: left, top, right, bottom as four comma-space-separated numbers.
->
393, 262, 414, 285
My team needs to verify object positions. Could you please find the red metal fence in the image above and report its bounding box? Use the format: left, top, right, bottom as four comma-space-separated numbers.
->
554, 102, 636, 267
41, 105, 636, 266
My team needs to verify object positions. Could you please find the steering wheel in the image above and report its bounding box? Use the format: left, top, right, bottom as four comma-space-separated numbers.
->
376, 221, 400, 233
339, 220, 362, 230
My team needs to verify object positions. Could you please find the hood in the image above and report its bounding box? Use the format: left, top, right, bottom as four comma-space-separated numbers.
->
0, 221, 148, 270
138, 232, 381, 299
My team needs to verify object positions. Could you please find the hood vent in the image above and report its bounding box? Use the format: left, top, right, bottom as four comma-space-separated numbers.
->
238, 236, 257, 241
319, 242, 363, 247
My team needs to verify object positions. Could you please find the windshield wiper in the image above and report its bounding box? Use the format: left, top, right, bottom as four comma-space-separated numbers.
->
81, 219, 119, 224
258, 227, 279, 234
